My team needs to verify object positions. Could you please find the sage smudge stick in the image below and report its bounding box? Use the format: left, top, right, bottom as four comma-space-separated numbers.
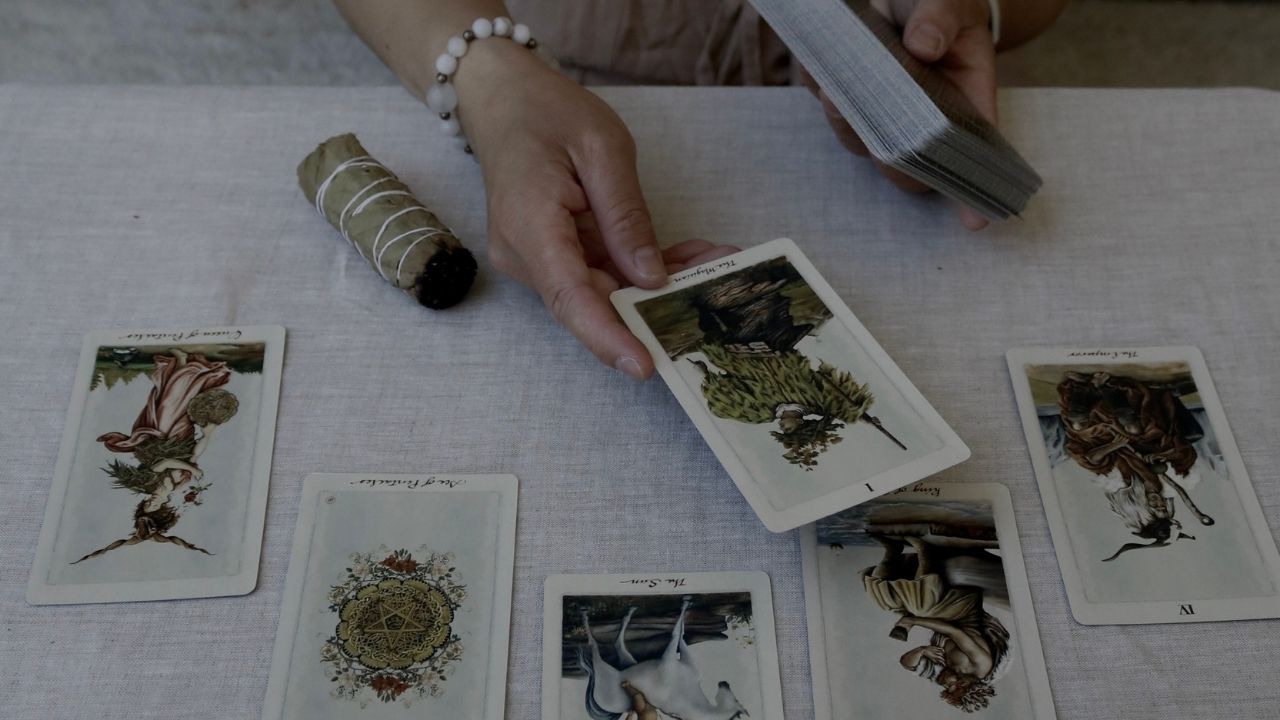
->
298, 133, 476, 309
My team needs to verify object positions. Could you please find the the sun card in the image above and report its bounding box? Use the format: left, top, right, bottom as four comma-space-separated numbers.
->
542, 571, 784, 720
612, 238, 969, 532
27, 325, 285, 605
801, 483, 1056, 719
262, 473, 518, 720
1006, 347, 1280, 624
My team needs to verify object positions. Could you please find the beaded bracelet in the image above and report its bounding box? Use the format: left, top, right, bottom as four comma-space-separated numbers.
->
425, 17, 540, 154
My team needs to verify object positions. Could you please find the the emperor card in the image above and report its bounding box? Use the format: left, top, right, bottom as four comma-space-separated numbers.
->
27, 325, 285, 605
1007, 346, 1280, 624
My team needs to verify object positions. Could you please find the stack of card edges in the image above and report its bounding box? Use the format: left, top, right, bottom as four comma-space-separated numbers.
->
751, 0, 1042, 219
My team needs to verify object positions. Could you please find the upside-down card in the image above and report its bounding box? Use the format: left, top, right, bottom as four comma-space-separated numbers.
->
543, 572, 784, 720
802, 483, 1056, 719
27, 325, 285, 605
262, 473, 518, 720
1007, 347, 1280, 624
612, 238, 969, 532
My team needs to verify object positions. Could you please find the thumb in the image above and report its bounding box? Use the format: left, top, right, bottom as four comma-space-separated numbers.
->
902, 0, 986, 63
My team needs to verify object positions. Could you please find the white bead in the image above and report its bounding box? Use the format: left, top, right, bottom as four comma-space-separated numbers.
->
435, 53, 457, 76
440, 117, 461, 137
493, 17, 512, 37
471, 18, 493, 38
425, 83, 458, 113
512, 23, 531, 45
446, 35, 468, 58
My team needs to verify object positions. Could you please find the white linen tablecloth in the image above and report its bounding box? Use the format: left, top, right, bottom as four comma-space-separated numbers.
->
1, 85, 1278, 719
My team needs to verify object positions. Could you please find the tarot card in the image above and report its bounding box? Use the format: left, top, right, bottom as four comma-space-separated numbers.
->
611, 238, 969, 532
27, 325, 285, 605
262, 473, 518, 719
1007, 347, 1280, 624
801, 483, 1056, 719
543, 572, 784, 720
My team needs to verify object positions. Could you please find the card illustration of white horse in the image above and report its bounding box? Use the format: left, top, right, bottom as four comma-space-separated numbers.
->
562, 593, 756, 720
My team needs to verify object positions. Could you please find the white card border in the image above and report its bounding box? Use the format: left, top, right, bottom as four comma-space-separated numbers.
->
1006, 346, 1280, 624
261, 472, 519, 720
27, 324, 286, 605
800, 482, 1057, 720
541, 571, 785, 720
612, 238, 970, 532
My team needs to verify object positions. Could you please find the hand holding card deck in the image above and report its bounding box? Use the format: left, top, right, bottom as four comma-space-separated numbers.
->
612, 238, 969, 532
749, 0, 1042, 219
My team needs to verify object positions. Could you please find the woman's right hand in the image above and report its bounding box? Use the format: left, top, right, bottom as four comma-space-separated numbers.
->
455, 41, 739, 379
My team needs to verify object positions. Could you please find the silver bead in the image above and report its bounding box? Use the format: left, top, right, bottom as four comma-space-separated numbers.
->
439, 112, 451, 120
436, 72, 448, 84
462, 29, 475, 41
526, 38, 538, 49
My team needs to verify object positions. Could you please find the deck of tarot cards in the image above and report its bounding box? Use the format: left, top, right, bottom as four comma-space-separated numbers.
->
751, 0, 1042, 219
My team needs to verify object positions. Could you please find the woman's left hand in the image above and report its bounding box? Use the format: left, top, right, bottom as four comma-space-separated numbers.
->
800, 0, 997, 231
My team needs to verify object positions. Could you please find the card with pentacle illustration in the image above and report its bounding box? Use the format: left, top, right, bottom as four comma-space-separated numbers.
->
27, 325, 285, 605
1007, 346, 1280, 624
801, 483, 1057, 719
542, 571, 784, 720
262, 473, 518, 719
612, 238, 969, 532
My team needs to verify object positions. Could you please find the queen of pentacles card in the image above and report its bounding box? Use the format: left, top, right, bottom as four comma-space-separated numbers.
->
27, 326, 284, 604
612, 239, 969, 531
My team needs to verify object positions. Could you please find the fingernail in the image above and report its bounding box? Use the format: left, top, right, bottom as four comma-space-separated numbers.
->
915, 23, 945, 57
632, 246, 666, 283
615, 356, 645, 380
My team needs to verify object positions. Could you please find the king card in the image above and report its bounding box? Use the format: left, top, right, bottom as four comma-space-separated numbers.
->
1007, 346, 1280, 624
543, 572, 784, 720
27, 325, 285, 605
802, 483, 1056, 719
262, 473, 518, 719
611, 238, 969, 532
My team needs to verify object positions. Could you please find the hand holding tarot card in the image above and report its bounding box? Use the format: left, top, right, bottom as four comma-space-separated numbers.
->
612, 239, 969, 531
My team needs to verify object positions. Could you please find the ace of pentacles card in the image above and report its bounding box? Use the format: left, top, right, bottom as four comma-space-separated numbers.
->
27, 325, 285, 605
543, 572, 784, 720
801, 483, 1056, 719
612, 238, 969, 532
1007, 347, 1280, 624
262, 473, 518, 720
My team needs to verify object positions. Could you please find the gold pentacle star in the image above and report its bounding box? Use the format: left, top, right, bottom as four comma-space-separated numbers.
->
337, 579, 453, 670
